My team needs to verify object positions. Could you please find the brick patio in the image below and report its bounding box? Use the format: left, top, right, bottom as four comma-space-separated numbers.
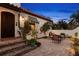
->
23, 38, 72, 56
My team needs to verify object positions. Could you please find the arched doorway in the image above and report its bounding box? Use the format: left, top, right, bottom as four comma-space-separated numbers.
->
1, 12, 15, 38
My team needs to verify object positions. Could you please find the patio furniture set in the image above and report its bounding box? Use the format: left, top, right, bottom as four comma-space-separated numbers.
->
49, 32, 65, 43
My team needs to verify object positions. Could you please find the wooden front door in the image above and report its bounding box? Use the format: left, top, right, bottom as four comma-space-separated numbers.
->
1, 12, 15, 38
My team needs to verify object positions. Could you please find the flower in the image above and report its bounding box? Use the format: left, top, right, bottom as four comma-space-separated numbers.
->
26, 35, 32, 40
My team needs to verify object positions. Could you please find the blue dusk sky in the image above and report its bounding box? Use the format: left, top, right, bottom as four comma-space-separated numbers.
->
21, 3, 79, 22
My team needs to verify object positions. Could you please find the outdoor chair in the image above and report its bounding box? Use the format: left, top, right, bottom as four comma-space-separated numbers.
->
49, 32, 62, 43
51, 34, 62, 43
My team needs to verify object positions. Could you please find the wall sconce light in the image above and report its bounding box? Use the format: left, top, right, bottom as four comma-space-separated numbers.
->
20, 16, 25, 22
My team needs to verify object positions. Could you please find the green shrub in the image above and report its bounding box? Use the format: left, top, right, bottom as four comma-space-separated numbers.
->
28, 39, 38, 47
40, 22, 51, 33
28, 38, 41, 47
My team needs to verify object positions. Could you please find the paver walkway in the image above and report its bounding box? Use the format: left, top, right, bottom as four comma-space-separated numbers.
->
23, 38, 72, 56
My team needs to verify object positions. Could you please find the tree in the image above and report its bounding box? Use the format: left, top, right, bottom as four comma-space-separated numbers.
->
68, 11, 79, 29
52, 23, 59, 29
70, 11, 79, 23
40, 22, 52, 34
57, 19, 68, 29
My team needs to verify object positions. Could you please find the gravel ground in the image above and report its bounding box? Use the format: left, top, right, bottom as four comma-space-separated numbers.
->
23, 38, 72, 56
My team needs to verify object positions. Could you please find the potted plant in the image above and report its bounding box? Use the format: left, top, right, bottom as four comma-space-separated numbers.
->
19, 20, 41, 47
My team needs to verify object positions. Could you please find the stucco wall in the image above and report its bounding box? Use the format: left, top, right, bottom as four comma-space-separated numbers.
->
48, 27, 79, 39
0, 7, 20, 38
48, 30, 72, 36
20, 12, 47, 33
72, 27, 79, 38
20, 13, 28, 27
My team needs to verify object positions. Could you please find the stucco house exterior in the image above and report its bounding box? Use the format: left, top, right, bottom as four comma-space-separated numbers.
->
0, 3, 52, 39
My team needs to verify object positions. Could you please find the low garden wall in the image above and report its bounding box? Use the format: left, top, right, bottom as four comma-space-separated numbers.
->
47, 27, 79, 39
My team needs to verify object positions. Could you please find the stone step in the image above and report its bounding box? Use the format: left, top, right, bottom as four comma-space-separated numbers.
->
2, 45, 27, 56
0, 37, 20, 41
17, 47, 37, 56
0, 38, 25, 47
0, 42, 26, 55
4, 46, 37, 56
0, 41, 25, 49
3, 46, 30, 56
0, 38, 38, 56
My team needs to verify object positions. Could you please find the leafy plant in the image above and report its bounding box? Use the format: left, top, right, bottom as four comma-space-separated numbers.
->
28, 38, 38, 47
70, 11, 79, 23
71, 38, 79, 55
57, 20, 68, 29
40, 22, 52, 34
75, 32, 78, 37
31, 30, 38, 39
20, 20, 32, 43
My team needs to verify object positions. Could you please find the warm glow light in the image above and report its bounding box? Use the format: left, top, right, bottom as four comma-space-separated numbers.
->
31, 24, 35, 30
20, 16, 25, 27
20, 16, 25, 21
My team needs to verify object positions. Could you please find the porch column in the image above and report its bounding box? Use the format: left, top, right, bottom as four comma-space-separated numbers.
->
0, 12, 1, 39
